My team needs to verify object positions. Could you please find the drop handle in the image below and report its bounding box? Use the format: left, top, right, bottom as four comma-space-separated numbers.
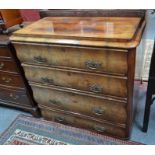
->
89, 84, 102, 93
85, 60, 102, 70
49, 99, 61, 106
92, 108, 104, 116
0, 62, 4, 69
55, 116, 65, 122
41, 77, 54, 84
9, 93, 19, 100
94, 125, 105, 133
2, 77, 12, 83
33, 56, 47, 64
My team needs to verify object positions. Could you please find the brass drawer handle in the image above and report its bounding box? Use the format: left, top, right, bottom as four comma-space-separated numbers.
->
49, 99, 61, 105
9, 93, 19, 100
41, 77, 53, 84
94, 125, 105, 133
85, 60, 102, 70
55, 116, 65, 123
0, 62, 4, 69
2, 77, 12, 83
89, 84, 102, 93
33, 56, 47, 64
92, 108, 104, 116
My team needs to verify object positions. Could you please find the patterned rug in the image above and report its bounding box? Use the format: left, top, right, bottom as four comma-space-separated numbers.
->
0, 115, 142, 145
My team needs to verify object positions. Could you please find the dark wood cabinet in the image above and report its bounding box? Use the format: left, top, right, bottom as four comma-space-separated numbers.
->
0, 33, 40, 116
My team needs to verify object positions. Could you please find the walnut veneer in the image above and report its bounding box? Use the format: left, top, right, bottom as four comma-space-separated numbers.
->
10, 17, 145, 139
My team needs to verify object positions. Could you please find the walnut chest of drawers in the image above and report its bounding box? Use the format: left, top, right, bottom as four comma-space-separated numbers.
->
0, 33, 39, 116
10, 17, 145, 139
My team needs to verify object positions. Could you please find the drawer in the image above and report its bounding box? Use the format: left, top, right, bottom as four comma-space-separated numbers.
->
0, 46, 12, 59
31, 83, 127, 124
0, 86, 30, 106
0, 59, 19, 74
15, 44, 128, 75
24, 64, 127, 98
0, 71, 25, 88
40, 105, 126, 139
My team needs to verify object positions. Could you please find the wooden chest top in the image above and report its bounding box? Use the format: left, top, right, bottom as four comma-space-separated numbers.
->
10, 17, 145, 48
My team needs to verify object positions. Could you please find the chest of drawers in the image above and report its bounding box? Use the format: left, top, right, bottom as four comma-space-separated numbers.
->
10, 17, 145, 139
0, 34, 39, 116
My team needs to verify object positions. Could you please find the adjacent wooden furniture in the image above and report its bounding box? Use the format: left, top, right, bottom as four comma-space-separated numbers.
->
143, 41, 155, 132
0, 33, 39, 116
0, 9, 23, 33
10, 17, 145, 139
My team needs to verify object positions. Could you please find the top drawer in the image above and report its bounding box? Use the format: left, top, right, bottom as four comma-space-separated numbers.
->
14, 44, 128, 75
0, 46, 12, 59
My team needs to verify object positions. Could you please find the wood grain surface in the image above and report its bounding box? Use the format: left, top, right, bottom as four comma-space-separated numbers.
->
40, 105, 126, 138
14, 43, 128, 75
23, 64, 127, 97
11, 16, 145, 139
12, 17, 141, 41
31, 83, 127, 124
10, 21, 146, 49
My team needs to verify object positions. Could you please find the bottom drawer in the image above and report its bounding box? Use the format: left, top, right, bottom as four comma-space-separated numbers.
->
40, 105, 127, 139
0, 86, 31, 106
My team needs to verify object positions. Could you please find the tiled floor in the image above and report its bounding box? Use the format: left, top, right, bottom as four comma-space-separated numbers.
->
0, 107, 29, 134
0, 81, 155, 144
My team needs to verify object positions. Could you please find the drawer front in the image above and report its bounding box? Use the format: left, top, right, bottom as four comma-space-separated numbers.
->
40, 106, 126, 138
15, 44, 128, 75
0, 59, 19, 73
0, 86, 30, 106
24, 64, 127, 97
0, 71, 25, 88
0, 46, 12, 59
31, 84, 127, 124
